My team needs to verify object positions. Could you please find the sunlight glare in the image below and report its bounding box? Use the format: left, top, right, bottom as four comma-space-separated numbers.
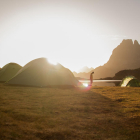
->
83, 83, 88, 87
0, 8, 112, 71
48, 58, 58, 65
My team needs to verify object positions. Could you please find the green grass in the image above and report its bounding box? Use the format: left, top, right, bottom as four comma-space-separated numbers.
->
0, 83, 140, 139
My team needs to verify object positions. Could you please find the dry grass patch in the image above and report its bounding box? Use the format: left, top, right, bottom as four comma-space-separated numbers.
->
0, 84, 140, 139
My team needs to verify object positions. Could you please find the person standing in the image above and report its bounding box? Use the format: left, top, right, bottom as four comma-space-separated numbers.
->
90, 71, 94, 86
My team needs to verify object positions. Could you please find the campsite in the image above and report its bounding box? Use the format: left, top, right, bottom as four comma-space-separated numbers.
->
0, 58, 140, 139
1, 1, 140, 139
0, 83, 140, 140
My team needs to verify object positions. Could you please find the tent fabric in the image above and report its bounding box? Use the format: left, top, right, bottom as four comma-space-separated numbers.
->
0, 63, 22, 82
120, 76, 140, 87
7, 58, 79, 87
127, 79, 140, 87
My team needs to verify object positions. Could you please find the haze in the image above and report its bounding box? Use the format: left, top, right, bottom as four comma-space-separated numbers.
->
0, 0, 140, 72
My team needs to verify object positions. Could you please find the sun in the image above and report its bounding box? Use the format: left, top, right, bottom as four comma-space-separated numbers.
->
0, 6, 110, 72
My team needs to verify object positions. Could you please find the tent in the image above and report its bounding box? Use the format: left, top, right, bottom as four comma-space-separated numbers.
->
7, 58, 79, 87
120, 76, 140, 87
126, 79, 140, 87
0, 63, 22, 82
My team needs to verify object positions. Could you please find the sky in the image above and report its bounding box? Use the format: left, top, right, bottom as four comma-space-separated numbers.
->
0, 0, 140, 72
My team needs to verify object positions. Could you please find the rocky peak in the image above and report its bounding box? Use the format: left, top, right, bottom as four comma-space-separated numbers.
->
73, 39, 140, 79
134, 40, 140, 46
121, 39, 133, 46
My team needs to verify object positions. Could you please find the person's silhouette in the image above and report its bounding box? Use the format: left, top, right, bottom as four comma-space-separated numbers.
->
90, 72, 94, 86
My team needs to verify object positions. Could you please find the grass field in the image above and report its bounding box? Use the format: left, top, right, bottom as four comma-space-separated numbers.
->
0, 83, 140, 140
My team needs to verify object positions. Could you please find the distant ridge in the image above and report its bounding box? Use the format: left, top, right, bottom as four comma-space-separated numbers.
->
73, 39, 140, 79
113, 68, 140, 80
78, 66, 94, 73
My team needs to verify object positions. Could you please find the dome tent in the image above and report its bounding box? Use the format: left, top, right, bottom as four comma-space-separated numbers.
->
7, 58, 79, 87
126, 78, 140, 87
120, 76, 140, 87
0, 63, 22, 82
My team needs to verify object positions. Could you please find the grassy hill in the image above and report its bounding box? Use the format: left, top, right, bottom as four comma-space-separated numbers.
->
0, 83, 140, 139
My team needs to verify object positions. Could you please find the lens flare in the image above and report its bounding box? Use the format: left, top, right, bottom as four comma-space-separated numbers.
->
83, 83, 88, 87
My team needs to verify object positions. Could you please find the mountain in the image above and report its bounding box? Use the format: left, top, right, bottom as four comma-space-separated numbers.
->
73, 39, 140, 79
73, 71, 89, 79
78, 66, 94, 73
113, 68, 140, 80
